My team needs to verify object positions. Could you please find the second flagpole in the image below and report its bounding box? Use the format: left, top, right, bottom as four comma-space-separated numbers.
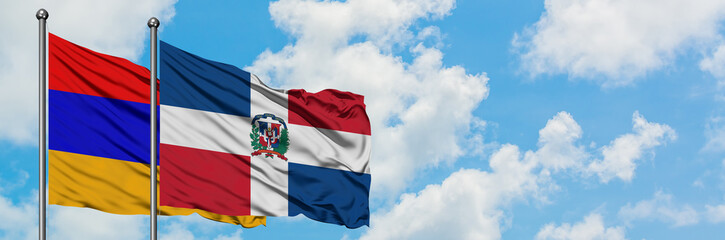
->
147, 17, 159, 240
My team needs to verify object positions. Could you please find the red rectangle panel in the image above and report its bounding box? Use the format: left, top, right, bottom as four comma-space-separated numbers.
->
49, 33, 158, 104
288, 89, 371, 135
160, 144, 250, 216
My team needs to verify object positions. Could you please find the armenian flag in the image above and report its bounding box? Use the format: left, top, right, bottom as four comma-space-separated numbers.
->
47, 33, 265, 227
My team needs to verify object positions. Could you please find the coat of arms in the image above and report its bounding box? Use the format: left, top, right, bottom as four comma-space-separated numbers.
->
250, 113, 289, 160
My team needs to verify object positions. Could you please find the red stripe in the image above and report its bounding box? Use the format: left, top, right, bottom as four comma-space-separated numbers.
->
159, 144, 250, 216
49, 33, 159, 104
288, 89, 371, 135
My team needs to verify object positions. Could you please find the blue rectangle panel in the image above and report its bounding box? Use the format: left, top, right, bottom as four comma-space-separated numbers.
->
160, 41, 251, 117
288, 162, 370, 228
49, 90, 157, 165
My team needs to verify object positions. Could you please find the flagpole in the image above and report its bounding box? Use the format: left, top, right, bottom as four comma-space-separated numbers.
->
147, 17, 159, 240
36, 8, 48, 240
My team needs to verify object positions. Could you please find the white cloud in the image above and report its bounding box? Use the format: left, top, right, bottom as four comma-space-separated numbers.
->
618, 190, 699, 227
359, 112, 582, 240
159, 213, 245, 240
705, 204, 725, 223
526, 111, 675, 184
49, 206, 146, 240
0, 190, 36, 240
514, 0, 725, 87
160, 225, 194, 240
703, 117, 725, 152
266, 0, 454, 51
0, 169, 29, 192
360, 111, 674, 239
213, 230, 244, 240
528, 111, 587, 172
701, 43, 725, 83
248, 0, 488, 197
535, 213, 627, 240
0, 0, 176, 145
359, 145, 540, 240
586, 111, 676, 183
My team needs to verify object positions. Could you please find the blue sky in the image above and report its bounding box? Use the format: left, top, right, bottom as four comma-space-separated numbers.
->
1, 0, 725, 239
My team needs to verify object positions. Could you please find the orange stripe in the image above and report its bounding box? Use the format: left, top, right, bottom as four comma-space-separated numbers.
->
49, 150, 265, 227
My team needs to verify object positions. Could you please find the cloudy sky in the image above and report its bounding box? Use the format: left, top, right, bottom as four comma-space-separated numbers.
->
1, 0, 725, 239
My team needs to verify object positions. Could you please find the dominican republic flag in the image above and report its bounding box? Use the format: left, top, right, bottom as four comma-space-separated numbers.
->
159, 42, 371, 228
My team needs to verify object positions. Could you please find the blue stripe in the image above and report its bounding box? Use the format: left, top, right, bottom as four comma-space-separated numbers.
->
49, 90, 157, 165
160, 41, 251, 117
288, 163, 370, 228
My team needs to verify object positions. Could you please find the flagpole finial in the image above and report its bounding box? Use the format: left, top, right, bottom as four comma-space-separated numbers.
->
36, 9, 48, 20
147, 17, 159, 28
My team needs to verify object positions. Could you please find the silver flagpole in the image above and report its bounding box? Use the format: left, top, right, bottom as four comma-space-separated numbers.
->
36, 8, 48, 240
147, 17, 159, 240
